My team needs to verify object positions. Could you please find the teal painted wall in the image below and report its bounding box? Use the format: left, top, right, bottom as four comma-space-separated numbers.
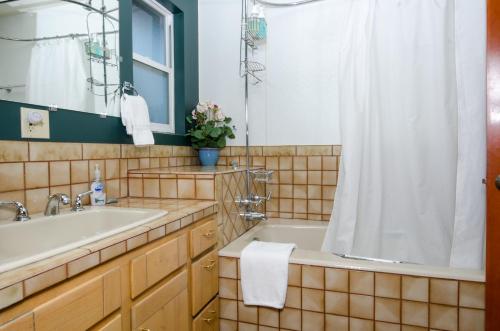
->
0, 0, 198, 146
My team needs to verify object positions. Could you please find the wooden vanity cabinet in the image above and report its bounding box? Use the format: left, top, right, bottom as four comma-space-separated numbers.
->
191, 249, 219, 316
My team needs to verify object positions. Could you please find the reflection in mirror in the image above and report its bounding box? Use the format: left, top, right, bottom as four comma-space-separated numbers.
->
0, 0, 120, 116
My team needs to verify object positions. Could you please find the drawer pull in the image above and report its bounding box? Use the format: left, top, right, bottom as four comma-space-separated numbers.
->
203, 260, 216, 271
203, 230, 215, 238
207, 309, 216, 315
203, 317, 214, 323
139, 328, 151, 331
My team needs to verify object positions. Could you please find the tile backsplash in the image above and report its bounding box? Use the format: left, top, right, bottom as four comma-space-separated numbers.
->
0, 141, 198, 220
0, 141, 340, 222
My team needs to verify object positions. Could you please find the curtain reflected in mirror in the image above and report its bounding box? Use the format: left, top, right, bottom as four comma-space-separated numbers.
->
0, 0, 120, 116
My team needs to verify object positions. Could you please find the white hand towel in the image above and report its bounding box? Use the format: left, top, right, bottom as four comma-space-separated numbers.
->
120, 94, 154, 146
240, 241, 297, 309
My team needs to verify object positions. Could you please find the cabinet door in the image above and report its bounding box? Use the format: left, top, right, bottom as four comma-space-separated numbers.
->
0, 313, 34, 331
191, 250, 219, 315
33, 267, 121, 331
130, 234, 187, 298
131, 270, 189, 331
193, 297, 219, 331
91, 314, 122, 331
190, 218, 217, 259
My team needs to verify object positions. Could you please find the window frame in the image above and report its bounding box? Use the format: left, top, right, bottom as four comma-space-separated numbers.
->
132, 0, 175, 134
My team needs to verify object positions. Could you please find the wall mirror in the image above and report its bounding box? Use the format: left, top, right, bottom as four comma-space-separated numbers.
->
0, 0, 120, 116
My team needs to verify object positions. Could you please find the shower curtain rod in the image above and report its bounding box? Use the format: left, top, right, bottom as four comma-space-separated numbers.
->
255, 0, 327, 7
0, 0, 118, 22
0, 30, 118, 42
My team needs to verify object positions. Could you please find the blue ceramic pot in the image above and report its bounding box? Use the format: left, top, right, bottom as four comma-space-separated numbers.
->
198, 148, 220, 166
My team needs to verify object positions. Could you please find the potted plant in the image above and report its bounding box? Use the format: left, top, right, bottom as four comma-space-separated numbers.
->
187, 102, 236, 166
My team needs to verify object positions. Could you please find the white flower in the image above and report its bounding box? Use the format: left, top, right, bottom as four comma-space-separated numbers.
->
215, 111, 225, 121
191, 110, 197, 119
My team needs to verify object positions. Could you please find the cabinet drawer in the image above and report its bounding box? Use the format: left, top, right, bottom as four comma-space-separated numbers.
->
130, 234, 187, 298
190, 218, 217, 258
131, 270, 189, 331
91, 314, 122, 331
193, 297, 219, 331
33, 267, 121, 331
191, 250, 219, 315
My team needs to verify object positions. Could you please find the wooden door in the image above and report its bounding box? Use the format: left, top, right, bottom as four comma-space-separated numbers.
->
486, 0, 500, 329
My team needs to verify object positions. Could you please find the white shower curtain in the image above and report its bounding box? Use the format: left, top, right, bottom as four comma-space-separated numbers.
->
26, 38, 87, 111
321, 0, 486, 268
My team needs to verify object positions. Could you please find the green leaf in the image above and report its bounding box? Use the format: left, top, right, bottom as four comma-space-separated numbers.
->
192, 130, 205, 140
209, 127, 222, 138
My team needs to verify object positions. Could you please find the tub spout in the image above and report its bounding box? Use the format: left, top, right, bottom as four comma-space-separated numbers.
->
240, 211, 268, 221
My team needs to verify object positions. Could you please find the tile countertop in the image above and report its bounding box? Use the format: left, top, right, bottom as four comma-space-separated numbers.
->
128, 165, 261, 175
0, 198, 218, 302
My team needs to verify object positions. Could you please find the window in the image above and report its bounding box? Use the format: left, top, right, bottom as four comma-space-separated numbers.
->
132, 0, 174, 133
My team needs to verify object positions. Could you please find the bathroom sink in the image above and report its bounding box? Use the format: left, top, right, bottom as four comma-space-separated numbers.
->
0, 207, 167, 273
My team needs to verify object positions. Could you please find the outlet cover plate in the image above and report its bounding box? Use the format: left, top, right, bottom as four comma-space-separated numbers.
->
20, 107, 50, 139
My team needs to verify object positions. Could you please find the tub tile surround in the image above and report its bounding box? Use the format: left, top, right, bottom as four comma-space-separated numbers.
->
218, 258, 486, 331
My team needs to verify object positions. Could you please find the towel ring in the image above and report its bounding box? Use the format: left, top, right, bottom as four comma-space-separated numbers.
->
122, 81, 139, 96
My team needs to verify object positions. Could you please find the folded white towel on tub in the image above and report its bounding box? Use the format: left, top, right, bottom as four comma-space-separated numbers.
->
240, 240, 297, 309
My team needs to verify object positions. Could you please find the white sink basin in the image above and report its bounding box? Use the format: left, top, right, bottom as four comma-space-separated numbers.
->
0, 207, 167, 273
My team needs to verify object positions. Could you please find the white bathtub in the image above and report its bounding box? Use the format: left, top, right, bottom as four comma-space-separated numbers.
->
219, 218, 485, 282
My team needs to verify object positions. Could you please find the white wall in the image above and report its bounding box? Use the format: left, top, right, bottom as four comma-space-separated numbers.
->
198, 0, 347, 146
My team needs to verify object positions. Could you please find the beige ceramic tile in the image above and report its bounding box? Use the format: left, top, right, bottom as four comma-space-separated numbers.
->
350, 270, 375, 295
127, 158, 139, 171
119, 159, 128, 178
459, 307, 484, 331
238, 322, 257, 331
70, 160, 89, 183
401, 326, 426, 331
24, 265, 66, 296
25, 188, 49, 213
127, 233, 148, 251
459, 281, 485, 309
105, 159, 120, 180
263, 146, 296, 156
375, 297, 400, 323
143, 178, 160, 198
196, 179, 215, 200
220, 278, 238, 300
293, 199, 307, 214
89, 160, 106, 181
376, 273, 401, 299
325, 268, 348, 292
308, 156, 322, 170
220, 319, 237, 331
120, 178, 128, 197
25, 162, 49, 189
402, 301, 428, 327
0, 163, 24, 192
259, 307, 279, 327
322, 171, 338, 185
121, 144, 149, 158
49, 161, 70, 186
220, 298, 238, 320
332, 145, 342, 155
67, 252, 100, 277
219, 257, 237, 279
160, 178, 177, 199
323, 186, 336, 200
302, 288, 324, 312
307, 171, 322, 185
150, 145, 173, 157
297, 145, 332, 156
429, 304, 458, 331
402, 276, 429, 302
0, 141, 28, 162
279, 156, 293, 170
106, 179, 120, 198
285, 286, 301, 309
430, 279, 458, 306
322, 200, 334, 215
302, 265, 324, 289
308, 200, 322, 214
293, 185, 307, 199
350, 294, 374, 319
280, 185, 293, 198
128, 178, 143, 197
350, 317, 374, 331
100, 242, 126, 262
293, 156, 307, 170
30, 142, 82, 161
178, 179, 195, 199
71, 183, 90, 204
325, 291, 348, 315
325, 314, 348, 331
139, 158, 150, 169
375, 322, 400, 331
50, 185, 71, 199
280, 171, 293, 184
0, 283, 23, 310
302, 310, 324, 331
238, 301, 258, 324
280, 199, 293, 213
293, 171, 307, 185
279, 308, 301, 331
82, 143, 120, 159
308, 185, 321, 199
322, 156, 338, 170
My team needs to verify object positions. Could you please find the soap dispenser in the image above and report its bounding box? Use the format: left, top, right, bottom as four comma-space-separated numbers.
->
90, 164, 106, 206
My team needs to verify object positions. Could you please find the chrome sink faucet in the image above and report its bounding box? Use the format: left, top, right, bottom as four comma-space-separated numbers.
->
0, 200, 30, 222
71, 190, 93, 212
44, 193, 70, 216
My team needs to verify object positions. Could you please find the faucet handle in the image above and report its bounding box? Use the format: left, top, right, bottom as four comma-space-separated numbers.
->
72, 190, 92, 212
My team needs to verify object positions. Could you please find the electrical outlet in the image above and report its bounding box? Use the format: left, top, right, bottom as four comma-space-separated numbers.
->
20, 107, 50, 139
